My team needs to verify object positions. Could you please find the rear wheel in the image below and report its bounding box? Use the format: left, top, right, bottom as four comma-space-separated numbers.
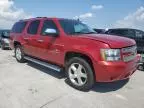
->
65, 57, 95, 91
15, 45, 26, 63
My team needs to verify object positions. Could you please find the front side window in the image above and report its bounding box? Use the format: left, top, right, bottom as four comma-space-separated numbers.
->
59, 19, 96, 35
27, 20, 40, 35
41, 20, 58, 36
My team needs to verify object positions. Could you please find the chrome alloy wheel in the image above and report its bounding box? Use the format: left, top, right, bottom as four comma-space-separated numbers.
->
16, 48, 22, 61
68, 63, 88, 86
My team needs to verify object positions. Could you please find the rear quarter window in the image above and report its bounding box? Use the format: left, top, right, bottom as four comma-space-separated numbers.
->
11, 21, 27, 33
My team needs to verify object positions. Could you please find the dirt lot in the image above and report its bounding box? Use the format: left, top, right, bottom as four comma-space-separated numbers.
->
0, 49, 144, 108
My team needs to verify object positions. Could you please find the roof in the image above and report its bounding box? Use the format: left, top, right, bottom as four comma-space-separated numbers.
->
19, 17, 73, 22
108, 28, 144, 32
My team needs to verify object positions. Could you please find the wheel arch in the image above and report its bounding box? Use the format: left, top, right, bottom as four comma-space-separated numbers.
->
64, 51, 96, 79
14, 41, 21, 48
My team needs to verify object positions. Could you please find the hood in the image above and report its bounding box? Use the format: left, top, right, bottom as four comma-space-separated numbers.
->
78, 34, 136, 48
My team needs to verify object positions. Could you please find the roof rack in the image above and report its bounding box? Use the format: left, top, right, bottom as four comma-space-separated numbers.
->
36, 17, 47, 18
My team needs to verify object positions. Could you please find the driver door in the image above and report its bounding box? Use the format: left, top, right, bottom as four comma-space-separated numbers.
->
36, 19, 64, 65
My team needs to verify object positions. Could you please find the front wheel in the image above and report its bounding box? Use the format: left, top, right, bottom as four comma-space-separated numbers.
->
15, 45, 26, 63
65, 57, 95, 91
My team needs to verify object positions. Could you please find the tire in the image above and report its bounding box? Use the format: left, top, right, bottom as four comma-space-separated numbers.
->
15, 45, 26, 63
65, 57, 95, 91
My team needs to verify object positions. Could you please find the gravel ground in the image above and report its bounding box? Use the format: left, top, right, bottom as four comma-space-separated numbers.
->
0, 49, 144, 108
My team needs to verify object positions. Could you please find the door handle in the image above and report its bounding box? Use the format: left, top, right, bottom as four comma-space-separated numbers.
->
24, 38, 29, 40
37, 39, 44, 42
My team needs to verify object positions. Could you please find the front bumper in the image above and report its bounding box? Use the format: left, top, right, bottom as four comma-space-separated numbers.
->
4, 43, 10, 47
93, 55, 139, 82
2, 42, 10, 48
1, 40, 10, 48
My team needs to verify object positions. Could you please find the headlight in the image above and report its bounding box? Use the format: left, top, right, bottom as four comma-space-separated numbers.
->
101, 49, 121, 61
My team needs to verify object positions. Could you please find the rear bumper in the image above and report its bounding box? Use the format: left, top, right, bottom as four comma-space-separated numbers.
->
93, 56, 139, 82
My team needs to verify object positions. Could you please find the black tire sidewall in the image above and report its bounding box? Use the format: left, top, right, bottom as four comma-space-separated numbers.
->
66, 57, 95, 91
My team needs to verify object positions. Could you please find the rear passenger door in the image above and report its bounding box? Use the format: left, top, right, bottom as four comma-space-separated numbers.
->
10, 21, 28, 52
24, 20, 41, 57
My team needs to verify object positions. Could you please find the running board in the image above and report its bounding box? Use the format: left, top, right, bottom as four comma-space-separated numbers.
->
24, 56, 61, 72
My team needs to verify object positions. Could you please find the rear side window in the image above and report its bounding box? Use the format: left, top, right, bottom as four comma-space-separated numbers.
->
27, 20, 40, 35
11, 21, 27, 33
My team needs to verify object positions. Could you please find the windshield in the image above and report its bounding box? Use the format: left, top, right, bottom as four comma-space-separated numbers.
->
59, 19, 96, 35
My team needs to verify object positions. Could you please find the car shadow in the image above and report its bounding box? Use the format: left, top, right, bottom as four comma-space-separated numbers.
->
64, 78, 129, 92
24, 60, 129, 93
26, 61, 66, 79
91, 79, 129, 93
1, 47, 12, 50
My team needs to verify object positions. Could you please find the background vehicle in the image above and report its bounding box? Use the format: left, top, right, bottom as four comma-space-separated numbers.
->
105, 28, 144, 53
0, 30, 10, 50
105, 28, 144, 70
10, 18, 138, 91
93, 28, 105, 34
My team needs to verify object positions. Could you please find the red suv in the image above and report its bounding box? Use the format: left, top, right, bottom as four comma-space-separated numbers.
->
10, 17, 138, 91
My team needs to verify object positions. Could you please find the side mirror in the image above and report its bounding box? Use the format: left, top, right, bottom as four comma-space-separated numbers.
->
43, 28, 58, 36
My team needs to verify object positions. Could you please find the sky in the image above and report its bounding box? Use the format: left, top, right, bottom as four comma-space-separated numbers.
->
0, 0, 144, 30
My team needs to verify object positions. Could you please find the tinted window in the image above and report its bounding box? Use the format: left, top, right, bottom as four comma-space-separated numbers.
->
135, 30, 144, 39
59, 19, 95, 35
11, 21, 27, 33
127, 30, 135, 38
1, 30, 10, 38
41, 20, 58, 35
108, 29, 135, 38
27, 20, 40, 35
0, 30, 3, 37
109, 29, 127, 36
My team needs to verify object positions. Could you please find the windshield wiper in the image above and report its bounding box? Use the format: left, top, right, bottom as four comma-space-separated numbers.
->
84, 32, 97, 34
69, 32, 84, 35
